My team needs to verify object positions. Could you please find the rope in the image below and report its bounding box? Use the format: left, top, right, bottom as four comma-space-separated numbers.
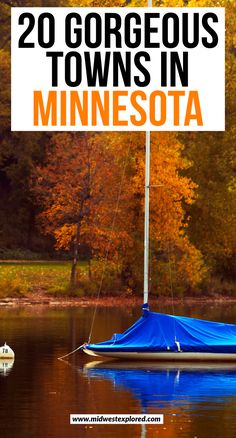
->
88, 144, 131, 344
57, 343, 87, 360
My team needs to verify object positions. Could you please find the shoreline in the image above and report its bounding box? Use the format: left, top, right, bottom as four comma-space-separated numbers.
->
1, 294, 236, 308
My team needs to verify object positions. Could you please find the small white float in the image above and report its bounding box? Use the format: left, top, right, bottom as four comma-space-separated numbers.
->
0, 342, 15, 359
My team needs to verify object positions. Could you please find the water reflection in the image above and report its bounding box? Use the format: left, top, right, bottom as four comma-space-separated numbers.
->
84, 361, 236, 411
1, 305, 236, 438
0, 358, 14, 376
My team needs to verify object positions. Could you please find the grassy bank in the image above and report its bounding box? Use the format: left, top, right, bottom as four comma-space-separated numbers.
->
1, 261, 236, 301
0, 261, 89, 298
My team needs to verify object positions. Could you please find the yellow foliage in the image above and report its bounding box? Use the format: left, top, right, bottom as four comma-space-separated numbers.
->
68, 0, 127, 6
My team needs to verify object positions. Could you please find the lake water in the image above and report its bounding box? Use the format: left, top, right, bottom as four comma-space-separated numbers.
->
1, 302, 236, 438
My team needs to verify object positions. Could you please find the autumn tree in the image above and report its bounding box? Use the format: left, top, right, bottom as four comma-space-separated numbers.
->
1, 0, 235, 296
0, 0, 68, 253
34, 129, 204, 294
179, 0, 236, 284
34, 132, 133, 286
108, 132, 204, 294
128, 0, 236, 289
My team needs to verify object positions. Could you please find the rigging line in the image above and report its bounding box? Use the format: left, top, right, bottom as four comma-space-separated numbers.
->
167, 240, 175, 316
167, 240, 177, 342
88, 143, 131, 344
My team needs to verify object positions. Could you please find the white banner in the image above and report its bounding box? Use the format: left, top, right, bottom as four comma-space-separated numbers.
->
11, 7, 225, 131
70, 414, 164, 424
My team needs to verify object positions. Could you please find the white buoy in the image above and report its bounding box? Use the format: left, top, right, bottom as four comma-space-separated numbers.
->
0, 342, 15, 359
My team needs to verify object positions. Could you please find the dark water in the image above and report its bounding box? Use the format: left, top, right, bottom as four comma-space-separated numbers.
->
1, 302, 236, 438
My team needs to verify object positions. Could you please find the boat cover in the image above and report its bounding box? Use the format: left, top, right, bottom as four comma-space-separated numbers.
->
86, 311, 236, 354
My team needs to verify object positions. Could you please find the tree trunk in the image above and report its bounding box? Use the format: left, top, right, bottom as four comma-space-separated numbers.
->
70, 242, 78, 286
70, 222, 80, 286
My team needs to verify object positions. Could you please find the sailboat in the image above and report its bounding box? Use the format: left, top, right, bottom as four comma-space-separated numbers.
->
82, 1, 236, 361
83, 126, 236, 361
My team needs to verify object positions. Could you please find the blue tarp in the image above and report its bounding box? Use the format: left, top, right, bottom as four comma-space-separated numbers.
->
86, 311, 236, 353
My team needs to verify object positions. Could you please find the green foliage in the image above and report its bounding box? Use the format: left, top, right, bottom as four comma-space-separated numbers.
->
49, 261, 123, 297
46, 283, 84, 297
0, 278, 24, 298
0, 248, 47, 260
199, 276, 236, 298
0, 261, 84, 293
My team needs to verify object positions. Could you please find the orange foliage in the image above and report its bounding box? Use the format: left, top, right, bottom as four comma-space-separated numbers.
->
108, 132, 205, 291
34, 130, 204, 293
35, 132, 133, 258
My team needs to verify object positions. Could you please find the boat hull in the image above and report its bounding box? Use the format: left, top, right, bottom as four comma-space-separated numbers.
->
83, 348, 236, 361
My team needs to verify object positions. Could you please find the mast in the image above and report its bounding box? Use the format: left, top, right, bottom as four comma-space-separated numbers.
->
143, 131, 150, 305
144, 0, 152, 306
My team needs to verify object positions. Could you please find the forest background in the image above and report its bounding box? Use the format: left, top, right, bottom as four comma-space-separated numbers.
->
0, 0, 236, 299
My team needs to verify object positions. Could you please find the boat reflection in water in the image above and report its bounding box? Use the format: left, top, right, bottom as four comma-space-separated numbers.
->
84, 361, 236, 410
0, 358, 14, 377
